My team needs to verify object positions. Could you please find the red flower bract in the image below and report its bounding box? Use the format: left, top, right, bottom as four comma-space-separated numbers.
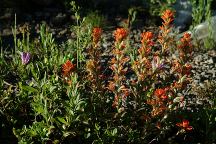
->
176, 119, 193, 131
114, 28, 128, 42
92, 27, 102, 44
183, 32, 191, 39
62, 60, 75, 76
141, 31, 153, 41
161, 9, 174, 24
154, 88, 166, 97
141, 31, 154, 46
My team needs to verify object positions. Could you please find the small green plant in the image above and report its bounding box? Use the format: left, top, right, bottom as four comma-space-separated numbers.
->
83, 11, 106, 28
204, 0, 215, 49
190, 0, 206, 27
190, 0, 215, 49
70, 1, 92, 68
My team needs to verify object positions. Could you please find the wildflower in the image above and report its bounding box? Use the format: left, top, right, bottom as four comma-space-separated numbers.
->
114, 28, 128, 42
172, 60, 182, 73
141, 31, 154, 46
108, 81, 115, 91
158, 9, 175, 54
62, 60, 75, 76
109, 28, 129, 110
179, 32, 193, 49
112, 94, 119, 108
161, 9, 174, 25
176, 119, 193, 131
151, 56, 164, 72
161, 95, 168, 100
183, 63, 192, 76
92, 27, 102, 44
21, 52, 31, 65
182, 32, 192, 41
154, 88, 166, 97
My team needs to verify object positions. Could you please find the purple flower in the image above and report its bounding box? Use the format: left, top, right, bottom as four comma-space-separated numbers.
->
151, 56, 165, 72
21, 52, 31, 65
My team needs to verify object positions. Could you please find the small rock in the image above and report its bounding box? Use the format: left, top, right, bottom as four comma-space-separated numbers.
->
52, 13, 67, 25
59, 29, 67, 35
201, 72, 205, 76
207, 58, 214, 64
2, 28, 12, 36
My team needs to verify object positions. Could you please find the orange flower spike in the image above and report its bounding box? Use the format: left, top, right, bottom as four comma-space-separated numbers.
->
114, 28, 128, 42
92, 27, 102, 44
141, 31, 153, 41
179, 32, 192, 47
62, 60, 75, 76
161, 9, 174, 24
183, 32, 191, 40
112, 94, 119, 108
141, 31, 154, 46
161, 95, 168, 100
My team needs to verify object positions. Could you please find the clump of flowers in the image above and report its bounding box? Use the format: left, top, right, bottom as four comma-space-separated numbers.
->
158, 9, 175, 54
108, 28, 129, 111
92, 27, 102, 46
114, 28, 128, 43
62, 60, 75, 84
171, 33, 193, 91
176, 119, 193, 131
86, 27, 104, 94
130, 9, 194, 135
5, 8, 198, 144
132, 31, 154, 82
178, 32, 193, 62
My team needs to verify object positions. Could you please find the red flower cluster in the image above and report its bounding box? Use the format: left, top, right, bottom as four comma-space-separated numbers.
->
172, 60, 192, 76
108, 28, 130, 110
161, 9, 174, 26
183, 63, 192, 76
62, 60, 75, 77
154, 88, 168, 100
92, 27, 102, 45
114, 28, 128, 42
133, 31, 154, 82
179, 33, 193, 49
141, 31, 154, 47
158, 9, 175, 54
178, 33, 193, 61
176, 119, 193, 131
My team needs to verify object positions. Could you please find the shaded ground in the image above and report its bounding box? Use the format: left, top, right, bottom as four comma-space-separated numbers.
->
0, 1, 160, 49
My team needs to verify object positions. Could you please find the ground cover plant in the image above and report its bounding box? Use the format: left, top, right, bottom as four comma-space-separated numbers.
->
1, 1, 216, 143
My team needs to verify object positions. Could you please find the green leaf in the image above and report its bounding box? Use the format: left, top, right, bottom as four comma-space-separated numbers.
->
34, 105, 44, 114
57, 117, 68, 125
63, 132, 75, 138
22, 85, 38, 93
112, 128, 117, 136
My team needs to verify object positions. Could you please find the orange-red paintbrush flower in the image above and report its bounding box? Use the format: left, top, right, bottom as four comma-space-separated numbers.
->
92, 27, 102, 44
62, 60, 75, 76
114, 28, 128, 42
176, 119, 193, 131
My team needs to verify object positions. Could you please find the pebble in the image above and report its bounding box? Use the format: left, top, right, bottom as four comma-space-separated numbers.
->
52, 13, 67, 25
